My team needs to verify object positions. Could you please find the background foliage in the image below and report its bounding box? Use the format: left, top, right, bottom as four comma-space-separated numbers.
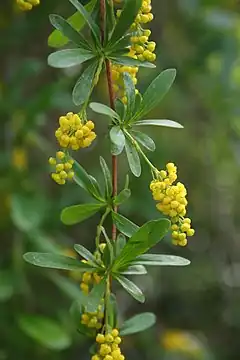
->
1, 0, 240, 359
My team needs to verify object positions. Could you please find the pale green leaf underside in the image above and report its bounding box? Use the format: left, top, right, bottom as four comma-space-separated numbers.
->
48, 49, 94, 68
135, 119, 183, 128
61, 203, 105, 225
120, 312, 156, 336
133, 254, 191, 266
115, 275, 145, 303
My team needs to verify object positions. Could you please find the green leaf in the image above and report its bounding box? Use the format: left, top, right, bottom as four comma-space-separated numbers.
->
108, 294, 118, 329
69, 0, 100, 44
72, 60, 98, 106
0, 271, 14, 302
120, 265, 147, 275
112, 212, 139, 238
134, 92, 142, 114
48, 14, 89, 49
134, 119, 183, 128
100, 157, 112, 199
114, 189, 131, 206
115, 233, 126, 257
61, 203, 105, 225
112, 219, 170, 270
18, 315, 71, 350
130, 130, 155, 152
73, 160, 103, 200
74, 244, 96, 263
133, 254, 191, 266
134, 69, 176, 121
85, 278, 106, 312
110, 126, 126, 155
109, 0, 142, 45
125, 137, 141, 177
123, 72, 135, 117
48, 49, 94, 69
23, 252, 94, 271
115, 98, 126, 122
111, 56, 155, 68
48, 0, 97, 48
120, 312, 156, 336
115, 275, 145, 303
90, 102, 120, 121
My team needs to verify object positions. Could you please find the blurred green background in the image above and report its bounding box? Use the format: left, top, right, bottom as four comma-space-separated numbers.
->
1, 0, 240, 359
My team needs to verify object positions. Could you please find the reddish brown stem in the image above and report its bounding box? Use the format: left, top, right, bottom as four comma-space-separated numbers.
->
100, 0, 118, 241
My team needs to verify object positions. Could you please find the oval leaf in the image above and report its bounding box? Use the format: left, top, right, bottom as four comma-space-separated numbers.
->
120, 312, 156, 336
23, 252, 94, 271
134, 119, 183, 128
115, 275, 145, 303
48, 49, 94, 68
112, 212, 139, 238
125, 137, 141, 177
110, 126, 126, 155
130, 130, 156, 152
90, 102, 120, 121
72, 61, 98, 106
74, 244, 96, 263
120, 265, 147, 275
133, 254, 191, 266
61, 203, 105, 225
18, 315, 71, 351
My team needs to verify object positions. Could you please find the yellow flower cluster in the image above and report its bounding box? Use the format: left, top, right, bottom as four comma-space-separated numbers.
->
112, 0, 155, 103
48, 151, 74, 185
55, 112, 96, 150
80, 271, 102, 295
16, 0, 40, 11
150, 163, 195, 246
92, 329, 124, 360
81, 306, 104, 330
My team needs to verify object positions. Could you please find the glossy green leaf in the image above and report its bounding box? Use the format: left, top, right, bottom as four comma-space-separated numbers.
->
133, 254, 191, 266
85, 278, 106, 312
69, 0, 100, 44
61, 203, 105, 225
48, 14, 89, 49
90, 102, 120, 121
72, 60, 98, 106
134, 119, 183, 128
120, 265, 147, 275
23, 252, 94, 271
114, 189, 131, 206
115, 233, 127, 257
74, 244, 96, 263
123, 72, 135, 117
48, 0, 97, 48
111, 56, 155, 68
48, 49, 94, 69
120, 312, 156, 336
112, 212, 139, 237
109, 0, 142, 45
125, 137, 141, 177
134, 69, 176, 121
18, 315, 71, 350
115, 275, 145, 303
112, 219, 170, 270
130, 130, 156, 152
110, 126, 126, 155
100, 156, 112, 198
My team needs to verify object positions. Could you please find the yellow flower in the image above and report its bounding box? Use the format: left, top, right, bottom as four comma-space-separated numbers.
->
16, 0, 40, 11
48, 151, 75, 185
93, 330, 125, 360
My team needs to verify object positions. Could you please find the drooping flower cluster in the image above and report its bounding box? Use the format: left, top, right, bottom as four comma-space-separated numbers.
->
16, 0, 40, 11
112, 0, 156, 102
48, 151, 74, 185
150, 163, 195, 246
55, 112, 96, 150
92, 329, 124, 360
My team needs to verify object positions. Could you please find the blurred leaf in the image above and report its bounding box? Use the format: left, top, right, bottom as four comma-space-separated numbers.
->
110, 126, 126, 155
130, 130, 156, 151
61, 203, 105, 225
100, 156, 113, 199
90, 102, 120, 121
115, 275, 145, 303
49, 273, 84, 301
108, 293, 118, 329
0, 271, 14, 302
23, 253, 95, 271
48, 49, 94, 68
120, 265, 147, 275
48, 0, 97, 48
112, 212, 139, 237
72, 60, 98, 106
125, 137, 141, 177
112, 219, 170, 270
133, 254, 191, 266
123, 72, 135, 117
114, 189, 131, 206
18, 315, 71, 350
120, 312, 156, 335
134, 119, 183, 128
